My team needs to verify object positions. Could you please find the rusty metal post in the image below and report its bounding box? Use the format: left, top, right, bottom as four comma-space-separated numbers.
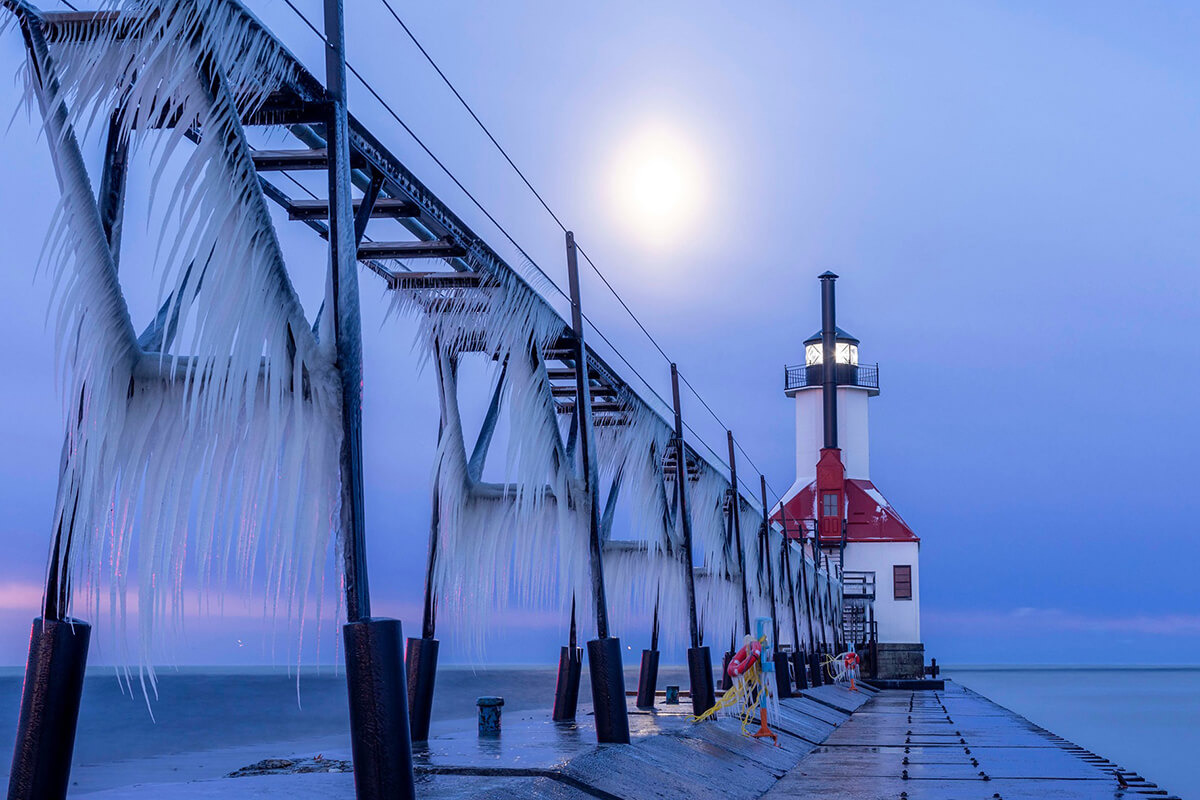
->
322, 1, 414, 795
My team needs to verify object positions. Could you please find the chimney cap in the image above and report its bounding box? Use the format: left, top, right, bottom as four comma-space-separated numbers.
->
818, 270, 839, 280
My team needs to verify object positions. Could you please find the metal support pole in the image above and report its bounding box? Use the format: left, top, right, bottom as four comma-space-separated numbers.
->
669, 364, 715, 716
7, 10, 97, 798
824, 557, 836, 653
779, 504, 808, 690
800, 526, 817, 651
97, 111, 129, 271
759, 477, 790, 696
323, 1, 414, 794
564, 232, 628, 743
726, 432, 752, 636
758, 477, 780, 650
406, 419, 441, 742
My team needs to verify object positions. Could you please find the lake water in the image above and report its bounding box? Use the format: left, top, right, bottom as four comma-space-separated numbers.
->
945, 665, 1198, 799
0, 664, 1194, 796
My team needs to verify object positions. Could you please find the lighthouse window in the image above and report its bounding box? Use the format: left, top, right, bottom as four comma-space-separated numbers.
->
893, 565, 912, 601
805, 342, 859, 366
822, 492, 839, 518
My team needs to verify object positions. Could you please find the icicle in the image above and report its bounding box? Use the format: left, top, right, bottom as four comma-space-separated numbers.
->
23, 0, 342, 681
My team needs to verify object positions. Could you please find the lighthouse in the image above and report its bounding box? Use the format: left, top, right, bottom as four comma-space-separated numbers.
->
770, 272, 925, 680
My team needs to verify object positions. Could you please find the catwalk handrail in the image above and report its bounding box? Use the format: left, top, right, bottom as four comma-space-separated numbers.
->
21, 3, 779, 519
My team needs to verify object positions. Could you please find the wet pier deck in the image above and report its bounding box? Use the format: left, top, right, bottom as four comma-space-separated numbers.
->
764, 681, 1179, 799
80, 680, 1178, 799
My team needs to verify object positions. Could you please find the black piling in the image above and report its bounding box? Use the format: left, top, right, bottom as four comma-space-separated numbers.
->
687, 647, 716, 715
404, 637, 438, 741
720, 643, 735, 692
7, 618, 90, 800
553, 604, 583, 721
793, 651, 810, 690
343, 618, 415, 800
636, 595, 661, 708
636, 649, 660, 708
587, 637, 630, 743
773, 651, 794, 698
810, 650, 825, 687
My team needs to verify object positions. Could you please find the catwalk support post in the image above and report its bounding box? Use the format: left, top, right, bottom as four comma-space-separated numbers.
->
5, 8, 107, 797
761, 476, 791, 697
565, 232, 629, 743
726, 432, 752, 637
324, 1, 414, 795
405, 445, 441, 742
779, 505, 807, 690
670, 364, 716, 716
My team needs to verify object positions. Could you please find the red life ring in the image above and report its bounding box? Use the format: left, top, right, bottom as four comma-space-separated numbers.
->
727, 640, 762, 677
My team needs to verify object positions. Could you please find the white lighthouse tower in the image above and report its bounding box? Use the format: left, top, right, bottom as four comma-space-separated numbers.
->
770, 273, 925, 679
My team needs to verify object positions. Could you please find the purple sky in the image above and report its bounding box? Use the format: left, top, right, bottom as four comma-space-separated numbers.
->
0, 0, 1198, 666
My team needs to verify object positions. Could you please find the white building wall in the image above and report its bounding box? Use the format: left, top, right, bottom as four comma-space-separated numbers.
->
793, 386, 871, 482
843, 541, 920, 643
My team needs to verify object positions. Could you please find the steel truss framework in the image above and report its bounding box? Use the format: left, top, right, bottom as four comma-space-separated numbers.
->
2, 2, 843, 797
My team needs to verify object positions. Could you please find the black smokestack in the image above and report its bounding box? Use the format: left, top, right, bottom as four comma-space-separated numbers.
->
819, 271, 838, 450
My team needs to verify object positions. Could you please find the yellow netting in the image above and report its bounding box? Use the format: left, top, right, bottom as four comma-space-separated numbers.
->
691, 636, 779, 735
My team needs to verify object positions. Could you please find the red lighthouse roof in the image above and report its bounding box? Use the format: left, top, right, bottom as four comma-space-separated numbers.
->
771, 479, 919, 544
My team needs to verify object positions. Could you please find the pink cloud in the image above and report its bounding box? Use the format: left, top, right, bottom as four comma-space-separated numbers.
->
925, 607, 1200, 637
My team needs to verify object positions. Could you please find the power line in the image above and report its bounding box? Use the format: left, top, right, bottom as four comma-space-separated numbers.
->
375, 0, 569, 236
278, 0, 568, 302
279, 0, 777, 503
364, 5, 773, 485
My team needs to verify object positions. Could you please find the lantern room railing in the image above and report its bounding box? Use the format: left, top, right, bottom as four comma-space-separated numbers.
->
784, 362, 880, 394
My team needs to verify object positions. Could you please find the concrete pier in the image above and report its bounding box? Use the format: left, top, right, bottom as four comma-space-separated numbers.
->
75, 680, 1177, 799
765, 681, 1179, 799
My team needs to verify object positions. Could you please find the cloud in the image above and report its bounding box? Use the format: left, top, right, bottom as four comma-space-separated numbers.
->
925, 607, 1200, 637
0, 581, 44, 611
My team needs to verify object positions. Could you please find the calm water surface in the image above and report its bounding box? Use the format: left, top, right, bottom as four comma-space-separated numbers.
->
946, 666, 1198, 799
0, 665, 1193, 796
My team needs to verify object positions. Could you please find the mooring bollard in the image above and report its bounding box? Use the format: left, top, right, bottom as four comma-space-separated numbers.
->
477, 696, 504, 735
664, 685, 680, 705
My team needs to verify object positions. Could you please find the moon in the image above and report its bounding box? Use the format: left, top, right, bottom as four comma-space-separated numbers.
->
609, 122, 707, 250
